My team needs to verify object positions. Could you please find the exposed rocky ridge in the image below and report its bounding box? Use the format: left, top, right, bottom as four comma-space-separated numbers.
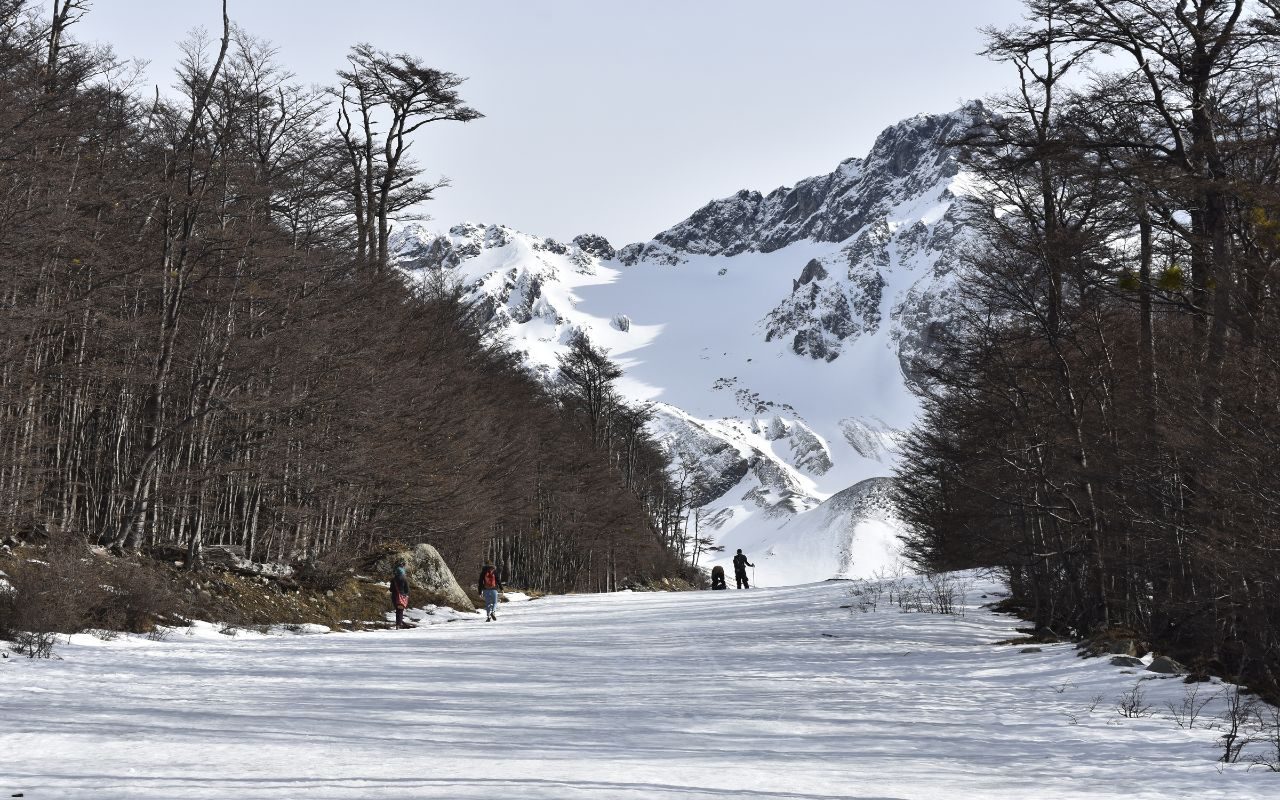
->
839, 417, 901, 462
647, 406, 825, 518
391, 222, 612, 332
614, 104, 980, 366
825, 476, 896, 515
647, 407, 751, 509
757, 415, 832, 476
619, 102, 983, 261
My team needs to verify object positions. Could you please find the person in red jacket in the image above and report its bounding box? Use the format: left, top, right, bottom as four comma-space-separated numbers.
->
390, 565, 412, 628
478, 564, 503, 622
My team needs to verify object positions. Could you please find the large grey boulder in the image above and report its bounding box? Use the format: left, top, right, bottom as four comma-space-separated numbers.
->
373, 543, 474, 612
1146, 655, 1187, 675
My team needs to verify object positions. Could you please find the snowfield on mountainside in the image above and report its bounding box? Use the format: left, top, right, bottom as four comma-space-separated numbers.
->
3, 574, 1276, 799
393, 105, 987, 585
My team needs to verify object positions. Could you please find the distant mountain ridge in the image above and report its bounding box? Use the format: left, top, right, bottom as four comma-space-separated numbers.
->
621, 104, 978, 260
392, 102, 986, 585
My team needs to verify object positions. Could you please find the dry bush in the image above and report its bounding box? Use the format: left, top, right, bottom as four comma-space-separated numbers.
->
1218, 685, 1262, 764
1116, 683, 1153, 718
0, 541, 105, 637
847, 580, 885, 613
886, 573, 969, 616
1167, 682, 1214, 730
294, 553, 357, 593
924, 572, 969, 616
0, 536, 186, 639
92, 559, 185, 633
1253, 705, 1280, 772
12, 631, 57, 659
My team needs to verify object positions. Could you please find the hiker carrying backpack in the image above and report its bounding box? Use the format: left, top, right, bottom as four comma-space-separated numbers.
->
478, 564, 503, 622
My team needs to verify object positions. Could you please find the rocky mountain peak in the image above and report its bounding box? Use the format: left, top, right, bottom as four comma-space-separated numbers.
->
621, 102, 985, 263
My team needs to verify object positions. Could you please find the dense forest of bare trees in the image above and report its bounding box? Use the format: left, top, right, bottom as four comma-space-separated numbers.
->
486, 331, 699, 591
896, 0, 1280, 697
0, 0, 692, 611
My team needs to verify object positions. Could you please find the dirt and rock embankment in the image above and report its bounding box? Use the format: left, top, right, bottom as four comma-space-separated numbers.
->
0, 537, 490, 644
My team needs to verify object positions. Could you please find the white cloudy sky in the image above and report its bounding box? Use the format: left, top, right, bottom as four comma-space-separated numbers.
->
77, 0, 1027, 245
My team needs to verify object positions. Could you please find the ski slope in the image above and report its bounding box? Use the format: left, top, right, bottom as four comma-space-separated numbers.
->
3, 577, 1276, 799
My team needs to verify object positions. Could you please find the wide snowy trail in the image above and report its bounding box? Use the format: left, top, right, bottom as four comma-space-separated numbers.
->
2, 579, 1275, 799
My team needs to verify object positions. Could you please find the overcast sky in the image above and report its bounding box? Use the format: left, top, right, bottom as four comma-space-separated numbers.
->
77, 0, 1027, 245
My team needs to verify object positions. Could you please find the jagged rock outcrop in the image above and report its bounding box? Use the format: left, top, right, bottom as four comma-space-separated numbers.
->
648, 408, 751, 509
642, 102, 984, 257
764, 256, 876, 362
757, 416, 833, 476
535, 237, 568, 255
572, 233, 616, 260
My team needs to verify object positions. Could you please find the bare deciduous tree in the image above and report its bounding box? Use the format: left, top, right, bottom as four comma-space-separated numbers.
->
334, 44, 481, 269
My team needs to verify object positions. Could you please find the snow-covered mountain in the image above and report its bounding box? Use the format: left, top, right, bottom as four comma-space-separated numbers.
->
393, 103, 985, 585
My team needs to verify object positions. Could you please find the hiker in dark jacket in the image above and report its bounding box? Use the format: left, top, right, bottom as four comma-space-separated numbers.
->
390, 565, 411, 628
478, 564, 503, 622
710, 564, 727, 590
733, 549, 754, 589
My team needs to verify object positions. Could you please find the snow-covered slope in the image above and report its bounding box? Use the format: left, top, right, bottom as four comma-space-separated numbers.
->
394, 103, 986, 584
5, 577, 1276, 798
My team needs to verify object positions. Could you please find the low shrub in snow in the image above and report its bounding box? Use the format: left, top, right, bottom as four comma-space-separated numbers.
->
11, 630, 57, 659
0, 532, 185, 645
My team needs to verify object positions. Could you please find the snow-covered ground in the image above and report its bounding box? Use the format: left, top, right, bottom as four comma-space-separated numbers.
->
3, 577, 1276, 799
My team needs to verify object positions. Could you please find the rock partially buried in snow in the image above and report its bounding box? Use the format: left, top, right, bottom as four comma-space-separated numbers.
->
1110, 656, 1144, 668
1146, 655, 1186, 675
373, 544, 474, 612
